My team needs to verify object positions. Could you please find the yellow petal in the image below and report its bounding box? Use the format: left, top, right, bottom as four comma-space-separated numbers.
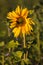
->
15, 6, 21, 15
12, 11, 19, 18
21, 26, 26, 34
21, 8, 29, 18
11, 18, 17, 22
10, 22, 16, 29
7, 11, 19, 19
25, 23, 29, 33
12, 27, 21, 37
30, 19, 35, 25
7, 12, 13, 19
27, 18, 35, 25
28, 25, 33, 31
26, 18, 33, 31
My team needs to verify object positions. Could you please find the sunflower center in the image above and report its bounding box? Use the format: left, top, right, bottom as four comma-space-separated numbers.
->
17, 17, 24, 25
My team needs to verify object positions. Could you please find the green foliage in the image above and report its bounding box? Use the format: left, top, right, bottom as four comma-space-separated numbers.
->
7, 40, 19, 49
21, 59, 31, 65
0, 21, 8, 37
0, 41, 4, 47
21, 60, 25, 65
15, 51, 23, 59
24, 58, 31, 65
0, 0, 43, 65
12, 51, 23, 62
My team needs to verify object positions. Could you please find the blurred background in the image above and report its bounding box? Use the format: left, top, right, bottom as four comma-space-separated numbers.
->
0, 0, 43, 65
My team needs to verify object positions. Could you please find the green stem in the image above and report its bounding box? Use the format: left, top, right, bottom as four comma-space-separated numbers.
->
23, 34, 26, 59
9, 48, 11, 52
34, 12, 41, 61
36, 14, 40, 49
23, 34, 28, 59
23, 33, 28, 59
37, 21, 41, 61
23, 34, 26, 48
8, 57, 12, 65
36, 12, 40, 55
2, 54, 4, 65
26, 51, 28, 59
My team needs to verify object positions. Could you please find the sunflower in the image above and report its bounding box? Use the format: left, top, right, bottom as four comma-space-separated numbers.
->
7, 6, 35, 37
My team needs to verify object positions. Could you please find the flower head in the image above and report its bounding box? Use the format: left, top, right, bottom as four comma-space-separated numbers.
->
7, 6, 35, 37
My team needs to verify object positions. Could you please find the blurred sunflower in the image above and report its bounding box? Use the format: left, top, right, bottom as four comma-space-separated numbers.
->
7, 6, 35, 37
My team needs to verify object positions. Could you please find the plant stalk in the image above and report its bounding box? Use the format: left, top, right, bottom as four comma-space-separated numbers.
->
23, 33, 26, 59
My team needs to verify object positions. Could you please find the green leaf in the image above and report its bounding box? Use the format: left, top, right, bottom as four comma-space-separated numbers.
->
21, 60, 25, 65
15, 51, 23, 59
12, 51, 23, 62
0, 41, 4, 47
28, 44, 31, 49
29, 10, 34, 14
24, 58, 31, 65
7, 40, 19, 49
